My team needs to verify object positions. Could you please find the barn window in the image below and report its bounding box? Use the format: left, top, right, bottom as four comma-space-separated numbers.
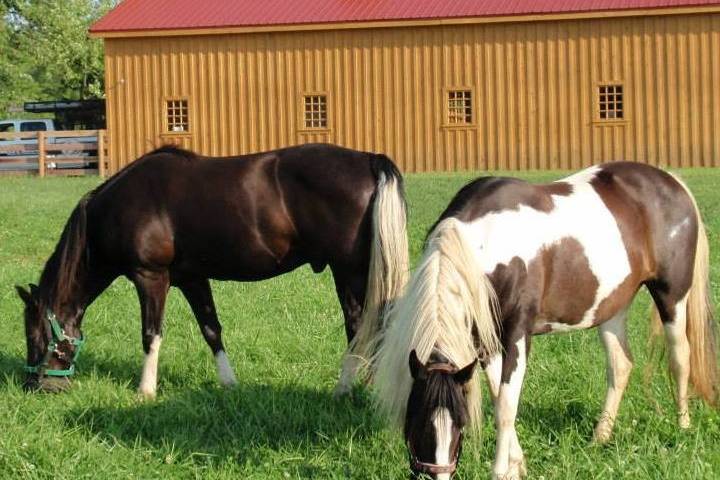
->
166, 99, 189, 132
598, 85, 624, 120
303, 95, 328, 129
448, 90, 473, 125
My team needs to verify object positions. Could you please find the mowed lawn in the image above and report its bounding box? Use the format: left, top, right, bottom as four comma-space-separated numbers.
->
1, 168, 719, 480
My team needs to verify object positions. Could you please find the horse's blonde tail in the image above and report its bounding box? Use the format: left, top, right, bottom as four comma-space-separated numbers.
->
374, 218, 501, 431
681, 181, 718, 406
349, 155, 409, 368
650, 175, 718, 406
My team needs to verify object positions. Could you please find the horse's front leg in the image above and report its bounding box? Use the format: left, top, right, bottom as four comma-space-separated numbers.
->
493, 335, 529, 480
486, 354, 527, 478
133, 269, 169, 400
178, 278, 238, 387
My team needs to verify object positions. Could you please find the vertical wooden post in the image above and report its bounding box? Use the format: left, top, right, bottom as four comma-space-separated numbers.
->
38, 131, 46, 178
98, 129, 106, 177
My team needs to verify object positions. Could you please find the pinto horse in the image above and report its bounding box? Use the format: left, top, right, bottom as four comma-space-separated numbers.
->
374, 162, 718, 479
16, 143, 408, 397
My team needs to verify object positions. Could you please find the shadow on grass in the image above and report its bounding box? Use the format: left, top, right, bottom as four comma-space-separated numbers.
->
62, 382, 381, 471
511, 400, 598, 444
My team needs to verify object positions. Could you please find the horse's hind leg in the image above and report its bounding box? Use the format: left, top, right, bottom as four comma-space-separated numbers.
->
330, 268, 366, 396
593, 309, 633, 444
178, 278, 238, 387
133, 269, 170, 400
649, 285, 692, 428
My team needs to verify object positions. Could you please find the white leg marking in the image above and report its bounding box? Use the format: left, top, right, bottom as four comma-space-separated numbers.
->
433, 407, 453, 480
485, 353, 502, 402
594, 309, 632, 444
486, 354, 528, 477
334, 352, 362, 397
664, 294, 691, 429
138, 335, 162, 399
215, 350, 238, 387
493, 337, 527, 480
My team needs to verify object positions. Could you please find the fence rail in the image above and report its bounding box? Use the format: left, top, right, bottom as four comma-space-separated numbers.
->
0, 129, 107, 177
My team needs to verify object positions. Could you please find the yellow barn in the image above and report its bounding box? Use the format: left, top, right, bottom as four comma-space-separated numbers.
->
90, 0, 720, 174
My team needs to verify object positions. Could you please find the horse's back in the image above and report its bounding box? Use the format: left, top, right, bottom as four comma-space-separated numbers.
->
440, 162, 697, 331
86, 144, 382, 279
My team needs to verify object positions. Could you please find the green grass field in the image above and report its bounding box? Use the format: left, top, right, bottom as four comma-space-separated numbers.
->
1, 170, 719, 479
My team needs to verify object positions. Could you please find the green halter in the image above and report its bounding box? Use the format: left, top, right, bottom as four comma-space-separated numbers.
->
24, 309, 85, 377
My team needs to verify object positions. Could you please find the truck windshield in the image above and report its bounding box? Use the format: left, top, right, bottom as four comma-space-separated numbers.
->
20, 122, 47, 132
0, 124, 15, 133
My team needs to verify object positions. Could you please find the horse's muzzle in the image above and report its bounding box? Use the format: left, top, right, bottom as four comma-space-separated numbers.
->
23, 374, 71, 393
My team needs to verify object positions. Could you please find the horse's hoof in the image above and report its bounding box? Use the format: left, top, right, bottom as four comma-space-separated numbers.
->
24, 376, 71, 393
333, 382, 352, 399
678, 412, 691, 429
137, 389, 157, 401
593, 418, 614, 444
492, 471, 520, 480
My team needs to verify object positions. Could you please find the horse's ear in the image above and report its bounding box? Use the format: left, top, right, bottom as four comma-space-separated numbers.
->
409, 350, 427, 380
453, 358, 478, 385
29, 283, 39, 296
16, 285, 32, 305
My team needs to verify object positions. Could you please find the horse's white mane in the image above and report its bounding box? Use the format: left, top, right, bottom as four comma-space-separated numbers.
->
373, 217, 501, 431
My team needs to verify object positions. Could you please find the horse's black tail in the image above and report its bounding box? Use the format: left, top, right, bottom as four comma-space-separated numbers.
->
349, 154, 409, 367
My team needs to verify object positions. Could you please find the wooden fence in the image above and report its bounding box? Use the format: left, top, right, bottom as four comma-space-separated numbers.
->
0, 129, 107, 177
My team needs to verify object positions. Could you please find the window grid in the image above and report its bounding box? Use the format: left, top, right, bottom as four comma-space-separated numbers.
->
598, 85, 624, 120
448, 90, 473, 125
167, 99, 189, 132
303, 95, 328, 129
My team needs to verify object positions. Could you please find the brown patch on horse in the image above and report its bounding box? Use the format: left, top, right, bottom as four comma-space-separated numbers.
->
589, 164, 655, 323
533, 237, 599, 329
542, 182, 573, 197
594, 276, 641, 324
135, 217, 175, 267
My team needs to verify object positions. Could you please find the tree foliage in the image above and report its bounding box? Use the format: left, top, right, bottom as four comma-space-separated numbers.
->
0, 0, 117, 116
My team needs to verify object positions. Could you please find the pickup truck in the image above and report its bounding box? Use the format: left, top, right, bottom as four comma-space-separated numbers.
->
0, 118, 98, 171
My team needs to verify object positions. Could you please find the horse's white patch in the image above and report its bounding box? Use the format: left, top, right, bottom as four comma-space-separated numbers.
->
432, 407, 453, 480
664, 293, 691, 428
215, 350, 238, 387
669, 217, 691, 240
138, 335, 162, 397
460, 165, 631, 329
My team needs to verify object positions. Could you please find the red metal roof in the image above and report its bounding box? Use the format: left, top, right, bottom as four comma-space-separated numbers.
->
91, 0, 720, 34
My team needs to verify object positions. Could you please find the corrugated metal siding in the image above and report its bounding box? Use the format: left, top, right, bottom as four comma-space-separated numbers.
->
104, 12, 720, 173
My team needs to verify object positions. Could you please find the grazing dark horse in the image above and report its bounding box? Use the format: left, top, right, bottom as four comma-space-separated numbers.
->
373, 163, 718, 479
16, 143, 408, 398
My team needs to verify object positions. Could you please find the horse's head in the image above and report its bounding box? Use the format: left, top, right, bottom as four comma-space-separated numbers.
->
405, 350, 477, 479
16, 284, 84, 393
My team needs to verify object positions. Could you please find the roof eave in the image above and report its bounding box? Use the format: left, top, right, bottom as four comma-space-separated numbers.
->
88, 5, 720, 39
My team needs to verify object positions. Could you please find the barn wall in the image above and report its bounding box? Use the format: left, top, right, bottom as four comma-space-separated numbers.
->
103, 12, 720, 173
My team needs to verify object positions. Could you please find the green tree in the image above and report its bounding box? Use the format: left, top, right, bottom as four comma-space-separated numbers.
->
0, 0, 117, 116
